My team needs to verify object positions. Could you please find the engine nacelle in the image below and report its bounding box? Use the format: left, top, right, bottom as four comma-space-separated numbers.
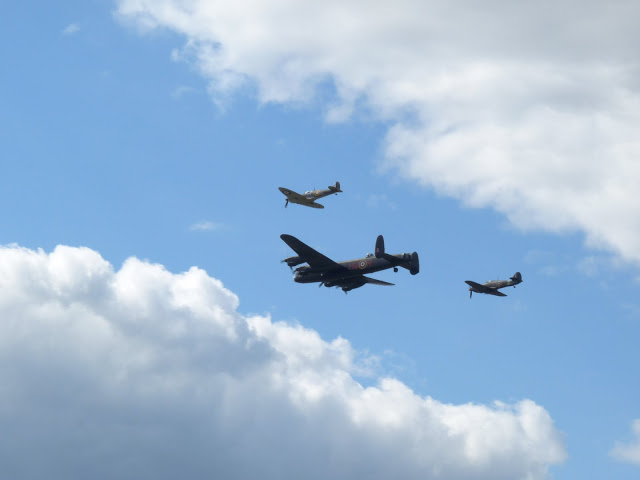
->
283, 256, 305, 268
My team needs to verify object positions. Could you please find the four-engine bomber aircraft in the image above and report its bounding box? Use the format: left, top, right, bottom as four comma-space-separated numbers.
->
281, 234, 419, 293
465, 272, 522, 298
279, 182, 342, 209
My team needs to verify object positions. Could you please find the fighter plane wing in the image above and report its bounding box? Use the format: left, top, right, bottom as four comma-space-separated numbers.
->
486, 290, 507, 297
278, 187, 306, 202
280, 234, 346, 270
465, 280, 507, 296
465, 280, 488, 291
278, 187, 324, 208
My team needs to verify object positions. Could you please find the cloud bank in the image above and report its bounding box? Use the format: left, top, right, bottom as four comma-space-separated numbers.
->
0, 244, 564, 479
116, 0, 640, 264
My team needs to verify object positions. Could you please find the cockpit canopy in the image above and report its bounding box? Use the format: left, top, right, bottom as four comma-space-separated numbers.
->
365, 253, 374, 258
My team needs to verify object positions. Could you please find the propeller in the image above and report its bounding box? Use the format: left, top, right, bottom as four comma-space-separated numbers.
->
280, 259, 292, 271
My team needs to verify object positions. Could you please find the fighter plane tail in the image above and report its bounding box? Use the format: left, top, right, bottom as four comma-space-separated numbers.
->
328, 181, 342, 193
510, 272, 522, 283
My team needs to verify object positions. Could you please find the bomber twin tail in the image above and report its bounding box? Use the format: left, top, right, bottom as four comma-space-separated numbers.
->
465, 272, 522, 298
281, 234, 419, 293
279, 182, 342, 209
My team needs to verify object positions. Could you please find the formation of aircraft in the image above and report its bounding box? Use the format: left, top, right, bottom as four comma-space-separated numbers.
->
465, 272, 522, 298
278, 179, 522, 297
281, 234, 419, 293
278, 182, 342, 209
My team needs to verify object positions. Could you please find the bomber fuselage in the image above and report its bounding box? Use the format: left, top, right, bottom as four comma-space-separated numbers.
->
293, 254, 409, 283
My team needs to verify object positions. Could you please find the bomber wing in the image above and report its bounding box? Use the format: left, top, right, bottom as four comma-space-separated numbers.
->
330, 276, 394, 292
362, 276, 395, 286
280, 234, 345, 270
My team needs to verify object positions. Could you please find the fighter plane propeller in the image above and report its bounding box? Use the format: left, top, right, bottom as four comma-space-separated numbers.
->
281, 234, 419, 293
279, 182, 342, 209
465, 272, 522, 298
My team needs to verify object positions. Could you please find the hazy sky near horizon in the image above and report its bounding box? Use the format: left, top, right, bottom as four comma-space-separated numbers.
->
2, 1, 640, 478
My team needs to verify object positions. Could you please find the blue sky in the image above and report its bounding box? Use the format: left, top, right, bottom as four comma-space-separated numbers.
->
2, 2, 640, 479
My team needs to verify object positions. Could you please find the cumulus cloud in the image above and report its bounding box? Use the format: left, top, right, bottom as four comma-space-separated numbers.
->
116, 0, 640, 265
0, 244, 565, 479
611, 419, 640, 465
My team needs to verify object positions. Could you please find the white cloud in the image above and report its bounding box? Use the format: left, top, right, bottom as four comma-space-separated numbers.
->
62, 23, 80, 35
0, 243, 565, 479
366, 193, 397, 210
116, 0, 640, 265
611, 419, 640, 465
171, 85, 198, 99
189, 220, 226, 231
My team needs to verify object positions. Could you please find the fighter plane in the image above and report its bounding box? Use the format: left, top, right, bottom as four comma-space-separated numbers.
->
281, 234, 419, 293
278, 182, 342, 209
465, 272, 522, 298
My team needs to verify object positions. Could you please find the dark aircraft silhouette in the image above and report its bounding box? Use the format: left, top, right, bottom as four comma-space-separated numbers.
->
278, 182, 342, 209
281, 234, 419, 293
465, 272, 522, 298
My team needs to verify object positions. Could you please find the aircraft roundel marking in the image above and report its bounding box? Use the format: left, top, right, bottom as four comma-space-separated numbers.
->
283, 190, 290, 195
359, 260, 367, 269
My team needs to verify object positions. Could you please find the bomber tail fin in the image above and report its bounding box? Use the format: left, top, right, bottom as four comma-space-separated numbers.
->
375, 235, 404, 265
375, 235, 385, 258
409, 252, 419, 275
